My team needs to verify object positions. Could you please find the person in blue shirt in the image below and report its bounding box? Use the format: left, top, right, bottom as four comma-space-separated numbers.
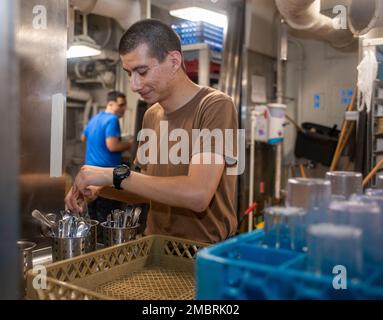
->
82, 91, 132, 222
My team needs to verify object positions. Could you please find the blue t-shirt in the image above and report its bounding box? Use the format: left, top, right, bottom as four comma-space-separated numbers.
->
83, 111, 122, 167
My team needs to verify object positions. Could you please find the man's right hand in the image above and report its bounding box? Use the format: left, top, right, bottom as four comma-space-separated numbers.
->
65, 185, 101, 213
65, 187, 82, 213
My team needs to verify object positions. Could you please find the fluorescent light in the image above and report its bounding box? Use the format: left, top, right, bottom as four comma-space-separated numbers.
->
67, 35, 101, 59
67, 43, 101, 59
170, 7, 227, 28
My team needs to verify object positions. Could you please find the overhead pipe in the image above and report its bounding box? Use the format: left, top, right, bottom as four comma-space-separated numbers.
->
275, 0, 356, 50
70, 0, 141, 30
349, 0, 383, 36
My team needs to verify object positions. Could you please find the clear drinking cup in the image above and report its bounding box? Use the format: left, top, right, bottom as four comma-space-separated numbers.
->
264, 206, 307, 251
286, 178, 331, 225
325, 171, 363, 199
307, 223, 363, 279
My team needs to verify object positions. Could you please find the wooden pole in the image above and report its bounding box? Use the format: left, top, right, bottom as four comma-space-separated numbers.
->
331, 121, 355, 170
299, 164, 307, 178
330, 91, 356, 171
363, 158, 383, 187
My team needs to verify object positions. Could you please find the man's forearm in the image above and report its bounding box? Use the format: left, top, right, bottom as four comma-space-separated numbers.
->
120, 172, 208, 212
99, 186, 149, 204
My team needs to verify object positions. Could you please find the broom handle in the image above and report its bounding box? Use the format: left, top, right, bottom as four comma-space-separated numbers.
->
363, 159, 383, 187
330, 91, 356, 171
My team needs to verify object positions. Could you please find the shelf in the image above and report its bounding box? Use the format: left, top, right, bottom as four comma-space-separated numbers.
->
182, 43, 210, 51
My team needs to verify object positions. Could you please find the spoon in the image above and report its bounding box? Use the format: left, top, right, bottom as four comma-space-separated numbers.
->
31, 210, 55, 229
132, 207, 142, 227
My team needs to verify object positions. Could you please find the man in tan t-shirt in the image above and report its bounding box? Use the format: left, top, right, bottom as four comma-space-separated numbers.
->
65, 19, 239, 243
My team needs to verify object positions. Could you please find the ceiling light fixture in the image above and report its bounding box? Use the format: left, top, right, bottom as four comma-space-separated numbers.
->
67, 13, 101, 59
169, 7, 227, 28
66, 38, 101, 59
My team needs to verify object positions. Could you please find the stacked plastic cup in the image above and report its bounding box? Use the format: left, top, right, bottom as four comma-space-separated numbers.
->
286, 178, 331, 225
376, 173, 383, 189
328, 198, 383, 264
365, 188, 383, 197
264, 206, 307, 251
328, 200, 351, 225
325, 171, 363, 199
347, 196, 383, 264
351, 192, 383, 211
307, 223, 363, 278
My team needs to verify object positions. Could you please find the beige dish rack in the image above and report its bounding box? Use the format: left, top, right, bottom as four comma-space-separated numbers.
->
26, 235, 207, 300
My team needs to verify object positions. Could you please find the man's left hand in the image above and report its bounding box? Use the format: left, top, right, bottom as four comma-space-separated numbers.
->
74, 166, 114, 194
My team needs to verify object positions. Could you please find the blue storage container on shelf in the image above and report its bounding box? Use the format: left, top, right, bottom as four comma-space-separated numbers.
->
196, 230, 383, 300
172, 21, 224, 52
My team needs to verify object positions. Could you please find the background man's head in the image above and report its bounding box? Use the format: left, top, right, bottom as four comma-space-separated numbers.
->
106, 91, 126, 118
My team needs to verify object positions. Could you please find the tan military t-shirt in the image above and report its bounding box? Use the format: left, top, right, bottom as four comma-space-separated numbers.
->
135, 86, 238, 243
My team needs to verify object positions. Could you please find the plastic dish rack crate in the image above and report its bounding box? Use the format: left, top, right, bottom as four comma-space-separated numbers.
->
196, 230, 383, 300
26, 235, 207, 300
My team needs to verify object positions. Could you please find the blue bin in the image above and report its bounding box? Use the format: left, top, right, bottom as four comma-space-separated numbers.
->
172, 21, 224, 52
196, 230, 383, 300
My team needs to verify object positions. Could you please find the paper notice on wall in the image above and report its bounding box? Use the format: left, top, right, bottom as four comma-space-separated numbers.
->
251, 75, 267, 103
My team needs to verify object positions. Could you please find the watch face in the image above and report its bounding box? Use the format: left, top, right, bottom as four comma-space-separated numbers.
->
116, 166, 128, 175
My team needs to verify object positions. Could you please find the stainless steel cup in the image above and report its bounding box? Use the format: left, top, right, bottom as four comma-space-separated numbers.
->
101, 222, 140, 246
85, 219, 99, 252
17, 240, 36, 295
52, 236, 87, 262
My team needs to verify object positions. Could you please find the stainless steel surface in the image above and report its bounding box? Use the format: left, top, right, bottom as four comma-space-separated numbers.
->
219, 0, 245, 110
131, 207, 142, 227
31, 209, 55, 229
50, 217, 98, 261
17, 241, 36, 295
52, 236, 87, 262
86, 219, 99, 252
274, 21, 288, 200
32, 241, 103, 266
0, 0, 20, 299
17, 0, 67, 247
32, 246, 53, 266
75, 221, 87, 237
101, 222, 140, 247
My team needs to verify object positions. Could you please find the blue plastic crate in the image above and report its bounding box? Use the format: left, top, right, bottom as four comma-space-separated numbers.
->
172, 21, 224, 52
196, 230, 383, 300
172, 21, 224, 34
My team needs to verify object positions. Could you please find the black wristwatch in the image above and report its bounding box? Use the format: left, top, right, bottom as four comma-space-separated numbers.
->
113, 164, 131, 190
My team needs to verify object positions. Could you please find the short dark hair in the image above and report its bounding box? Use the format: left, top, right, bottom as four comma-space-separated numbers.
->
118, 19, 183, 63
107, 91, 125, 103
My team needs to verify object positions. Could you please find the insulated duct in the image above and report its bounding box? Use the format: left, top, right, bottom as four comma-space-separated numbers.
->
70, 0, 141, 30
275, 0, 355, 49
349, 0, 383, 36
